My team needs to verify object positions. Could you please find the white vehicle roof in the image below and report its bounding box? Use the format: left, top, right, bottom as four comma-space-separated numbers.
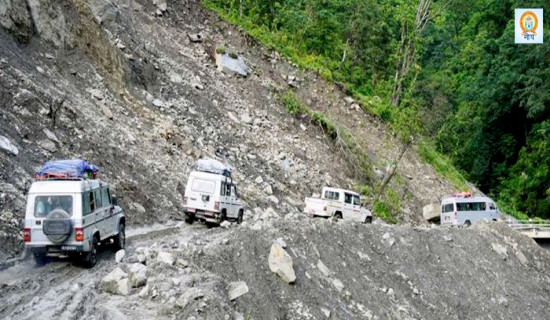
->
323, 187, 360, 196
442, 196, 494, 203
189, 171, 232, 182
29, 179, 106, 194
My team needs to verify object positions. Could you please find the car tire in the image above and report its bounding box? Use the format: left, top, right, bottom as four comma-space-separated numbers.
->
220, 210, 227, 222
113, 223, 125, 251
83, 236, 98, 268
237, 210, 243, 224
185, 214, 194, 224
34, 253, 47, 266
464, 220, 471, 227
364, 216, 373, 224
333, 212, 343, 221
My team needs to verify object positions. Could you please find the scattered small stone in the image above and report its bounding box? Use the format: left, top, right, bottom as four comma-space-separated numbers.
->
157, 251, 175, 265
227, 281, 249, 301
188, 33, 202, 43
128, 263, 147, 288
220, 221, 231, 228
0, 135, 19, 156
115, 249, 126, 263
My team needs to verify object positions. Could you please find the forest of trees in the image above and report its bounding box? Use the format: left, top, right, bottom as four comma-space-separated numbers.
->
203, 0, 549, 219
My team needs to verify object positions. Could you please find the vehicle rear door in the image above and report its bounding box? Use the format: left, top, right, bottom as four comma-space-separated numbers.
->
441, 202, 455, 225
343, 193, 354, 219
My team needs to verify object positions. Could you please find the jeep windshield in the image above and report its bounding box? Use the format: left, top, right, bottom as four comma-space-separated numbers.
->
34, 195, 73, 217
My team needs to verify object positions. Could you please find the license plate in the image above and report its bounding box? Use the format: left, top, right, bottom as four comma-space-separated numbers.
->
188, 208, 196, 213
204, 211, 213, 217
61, 246, 77, 251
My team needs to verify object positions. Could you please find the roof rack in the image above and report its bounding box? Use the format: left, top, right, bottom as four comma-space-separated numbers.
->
35, 159, 99, 181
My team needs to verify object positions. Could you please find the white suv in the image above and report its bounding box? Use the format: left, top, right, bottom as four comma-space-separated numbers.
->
24, 160, 125, 268
183, 159, 244, 226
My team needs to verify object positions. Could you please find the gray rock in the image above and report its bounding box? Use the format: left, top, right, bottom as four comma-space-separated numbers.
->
516, 250, 528, 266
268, 242, 296, 283
175, 288, 204, 309
157, 251, 175, 265
275, 237, 287, 248
255, 176, 264, 184
321, 308, 331, 318
332, 278, 344, 292
39, 139, 57, 152
90, 89, 104, 100
317, 260, 331, 277
227, 281, 249, 301
220, 221, 231, 228
268, 195, 279, 204
215, 53, 250, 77
423, 204, 440, 222
241, 113, 253, 124
0, 135, 19, 156
128, 263, 148, 288
491, 243, 508, 259
102, 267, 128, 295
264, 184, 273, 195
115, 249, 125, 263
344, 96, 354, 104
117, 278, 131, 296
43, 128, 58, 143
153, 99, 164, 108
153, 0, 167, 12
187, 33, 202, 43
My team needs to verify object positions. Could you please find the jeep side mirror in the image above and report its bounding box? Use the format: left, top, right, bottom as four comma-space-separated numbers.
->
112, 195, 118, 206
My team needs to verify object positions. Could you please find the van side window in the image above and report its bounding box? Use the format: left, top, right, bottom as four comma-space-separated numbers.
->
102, 188, 111, 207
234, 185, 239, 198
353, 195, 361, 206
325, 191, 340, 200
226, 184, 232, 196
221, 183, 226, 196
457, 202, 486, 211
344, 193, 353, 204
94, 189, 102, 209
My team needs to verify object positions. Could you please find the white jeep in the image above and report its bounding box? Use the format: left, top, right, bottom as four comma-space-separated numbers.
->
24, 161, 125, 268
183, 159, 244, 226
304, 187, 372, 223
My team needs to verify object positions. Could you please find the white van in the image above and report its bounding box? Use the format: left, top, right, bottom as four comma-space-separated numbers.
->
24, 179, 125, 267
183, 171, 244, 225
440, 195, 499, 227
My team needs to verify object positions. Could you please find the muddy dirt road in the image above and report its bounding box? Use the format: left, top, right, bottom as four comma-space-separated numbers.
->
0, 222, 206, 320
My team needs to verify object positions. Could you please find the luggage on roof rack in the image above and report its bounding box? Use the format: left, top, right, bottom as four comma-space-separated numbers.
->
452, 191, 472, 198
196, 158, 232, 177
35, 159, 99, 180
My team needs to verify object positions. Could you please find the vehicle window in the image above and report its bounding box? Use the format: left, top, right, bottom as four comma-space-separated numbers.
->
457, 202, 487, 211
344, 193, 353, 204
353, 195, 360, 206
234, 185, 239, 198
102, 188, 111, 207
191, 178, 216, 194
442, 203, 454, 213
489, 203, 496, 210
94, 189, 102, 209
84, 191, 96, 214
324, 191, 339, 200
34, 195, 73, 217
226, 184, 232, 196
220, 183, 226, 196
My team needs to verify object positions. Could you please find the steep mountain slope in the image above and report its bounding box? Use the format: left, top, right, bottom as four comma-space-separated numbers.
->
0, 0, 467, 261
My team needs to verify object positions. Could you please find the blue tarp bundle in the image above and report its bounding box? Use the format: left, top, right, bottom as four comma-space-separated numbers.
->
36, 159, 99, 179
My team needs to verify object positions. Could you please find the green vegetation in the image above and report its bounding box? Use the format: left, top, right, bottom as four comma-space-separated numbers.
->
204, 0, 549, 219
215, 45, 226, 54
229, 51, 238, 59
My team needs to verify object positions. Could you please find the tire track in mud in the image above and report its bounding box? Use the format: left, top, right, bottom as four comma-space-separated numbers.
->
0, 223, 205, 320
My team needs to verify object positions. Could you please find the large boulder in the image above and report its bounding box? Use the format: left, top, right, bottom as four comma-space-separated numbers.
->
102, 267, 130, 295
128, 263, 148, 288
422, 203, 440, 222
157, 251, 175, 265
0, 0, 33, 42
268, 243, 296, 284
215, 53, 250, 77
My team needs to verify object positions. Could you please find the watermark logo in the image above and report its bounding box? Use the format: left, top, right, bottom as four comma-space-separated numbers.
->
515, 9, 543, 43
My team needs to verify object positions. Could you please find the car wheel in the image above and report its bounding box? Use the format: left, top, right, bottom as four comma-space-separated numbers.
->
113, 223, 125, 250
237, 210, 243, 224
185, 213, 194, 224
220, 210, 227, 223
333, 212, 343, 221
83, 236, 98, 268
464, 220, 471, 227
34, 253, 47, 266
364, 216, 373, 224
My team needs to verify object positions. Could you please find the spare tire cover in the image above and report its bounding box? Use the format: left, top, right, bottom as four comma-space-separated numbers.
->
43, 209, 72, 244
